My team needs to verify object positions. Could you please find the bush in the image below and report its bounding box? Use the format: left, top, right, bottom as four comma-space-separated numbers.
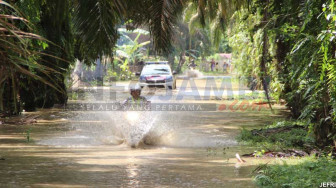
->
255, 157, 336, 188
237, 121, 315, 149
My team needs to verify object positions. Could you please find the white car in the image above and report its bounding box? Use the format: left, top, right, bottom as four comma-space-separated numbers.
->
137, 63, 177, 89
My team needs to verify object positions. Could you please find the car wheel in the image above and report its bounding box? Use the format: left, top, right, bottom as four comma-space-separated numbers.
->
168, 86, 173, 90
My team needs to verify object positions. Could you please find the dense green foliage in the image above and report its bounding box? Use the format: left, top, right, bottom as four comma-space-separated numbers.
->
227, 0, 336, 147
255, 157, 336, 188
1, 0, 187, 114
271, 0, 336, 147
0, 1, 64, 114
1, 0, 234, 114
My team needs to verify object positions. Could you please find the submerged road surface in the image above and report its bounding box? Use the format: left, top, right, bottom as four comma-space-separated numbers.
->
0, 78, 284, 187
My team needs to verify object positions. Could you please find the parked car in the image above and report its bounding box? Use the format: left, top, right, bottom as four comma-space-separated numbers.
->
136, 63, 177, 89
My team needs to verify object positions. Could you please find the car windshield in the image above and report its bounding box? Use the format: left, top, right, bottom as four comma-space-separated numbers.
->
141, 66, 171, 75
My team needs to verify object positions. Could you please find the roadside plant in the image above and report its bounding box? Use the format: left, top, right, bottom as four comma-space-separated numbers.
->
0, 1, 63, 115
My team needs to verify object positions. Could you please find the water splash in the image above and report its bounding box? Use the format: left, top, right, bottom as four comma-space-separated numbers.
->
38, 110, 169, 148
115, 111, 158, 147
185, 69, 204, 78
37, 109, 237, 148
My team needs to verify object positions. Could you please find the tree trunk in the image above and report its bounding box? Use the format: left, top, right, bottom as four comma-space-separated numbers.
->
260, 0, 273, 112
176, 52, 186, 73
168, 53, 175, 70
94, 56, 104, 86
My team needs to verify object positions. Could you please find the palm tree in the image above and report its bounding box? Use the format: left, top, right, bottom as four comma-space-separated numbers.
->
0, 1, 63, 115
2, 0, 249, 115
185, 0, 248, 46
1, 0, 189, 114
74, 0, 185, 56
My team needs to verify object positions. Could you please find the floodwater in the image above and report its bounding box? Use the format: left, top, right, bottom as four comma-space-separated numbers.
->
0, 80, 286, 187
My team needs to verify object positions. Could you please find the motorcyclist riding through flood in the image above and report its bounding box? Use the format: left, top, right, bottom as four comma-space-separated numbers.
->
122, 84, 148, 107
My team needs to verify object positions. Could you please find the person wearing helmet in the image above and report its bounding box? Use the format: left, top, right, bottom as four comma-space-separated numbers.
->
122, 84, 148, 107
121, 84, 150, 148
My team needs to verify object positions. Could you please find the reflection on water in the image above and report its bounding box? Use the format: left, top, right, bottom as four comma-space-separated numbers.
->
0, 142, 259, 187
126, 158, 140, 187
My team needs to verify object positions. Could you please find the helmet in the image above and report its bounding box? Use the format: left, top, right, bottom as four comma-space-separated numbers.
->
130, 83, 142, 91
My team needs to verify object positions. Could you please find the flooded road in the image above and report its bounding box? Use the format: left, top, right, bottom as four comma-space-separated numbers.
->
0, 142, 260, 187
0, 79, 285, 187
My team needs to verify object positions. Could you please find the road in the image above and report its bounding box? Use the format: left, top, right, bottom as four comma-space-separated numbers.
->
0, 77, 284, 187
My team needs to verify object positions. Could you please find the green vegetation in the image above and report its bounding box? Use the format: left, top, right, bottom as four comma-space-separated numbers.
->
24, 128, 32, 142
238, 121, 336, 187
227, 0, 336, 147
255, 157, 336, 188
0, 1, 63, 115
1, 0, 234, 115
1, 0, 334, 149
237, 121, 315, 150
1, 0, 336, 186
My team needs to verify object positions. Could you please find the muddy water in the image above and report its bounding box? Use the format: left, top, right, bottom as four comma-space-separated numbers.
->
0, 143, 257, 187
0, 83, 286, 187
0, 106, 284, 188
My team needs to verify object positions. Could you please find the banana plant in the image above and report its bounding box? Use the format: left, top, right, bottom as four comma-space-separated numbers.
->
114, 28, 150, 79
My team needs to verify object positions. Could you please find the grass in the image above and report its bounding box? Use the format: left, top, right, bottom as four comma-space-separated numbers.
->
236, 121, 315, 150
237, 121, 336, 187
254, 157, 336, 188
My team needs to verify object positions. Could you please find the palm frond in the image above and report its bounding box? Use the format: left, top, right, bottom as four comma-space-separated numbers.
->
148, 0, 184, 53
74, 0, 125, 58
0, 1, 65, 114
